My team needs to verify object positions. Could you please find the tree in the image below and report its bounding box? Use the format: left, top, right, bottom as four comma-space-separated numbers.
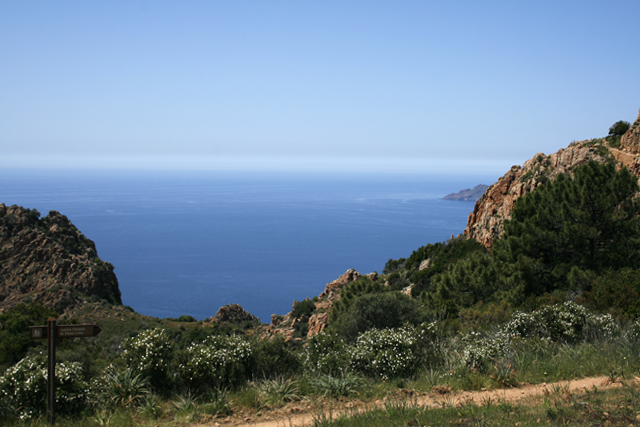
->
609, 120, 631, 136
493, 160, 640, 296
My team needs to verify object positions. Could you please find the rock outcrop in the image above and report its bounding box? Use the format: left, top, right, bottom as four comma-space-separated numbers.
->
262, 269, 375, 342
466, 107, 640, 249
620, 107, 640, 154
208, 303, 260, 327
0, 204, 122, 314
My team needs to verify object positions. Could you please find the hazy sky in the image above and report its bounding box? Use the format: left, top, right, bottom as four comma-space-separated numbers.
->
1, 1, 639, 172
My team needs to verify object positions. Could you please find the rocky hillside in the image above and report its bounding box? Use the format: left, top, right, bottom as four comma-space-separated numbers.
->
0, 204, 121, 314
466, 107, 640, 249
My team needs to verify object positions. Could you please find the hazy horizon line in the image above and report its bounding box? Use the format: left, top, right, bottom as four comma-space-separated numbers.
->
2, 154, 520, 175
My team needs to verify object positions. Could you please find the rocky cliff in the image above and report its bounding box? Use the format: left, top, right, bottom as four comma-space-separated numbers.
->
0, 204, 122, 314
466, 107, 640, 249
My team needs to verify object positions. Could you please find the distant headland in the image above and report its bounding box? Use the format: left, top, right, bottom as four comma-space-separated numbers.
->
442, 184, 489, 201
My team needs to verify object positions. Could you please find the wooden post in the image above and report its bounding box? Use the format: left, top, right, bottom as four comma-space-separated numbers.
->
30, 320, 100, 424
47, 318, 56, 425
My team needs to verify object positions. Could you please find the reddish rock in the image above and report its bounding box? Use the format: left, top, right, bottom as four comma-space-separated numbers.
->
210, 303, 259, 325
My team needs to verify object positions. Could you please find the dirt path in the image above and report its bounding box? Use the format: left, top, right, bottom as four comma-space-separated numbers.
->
197, 376, 630, 427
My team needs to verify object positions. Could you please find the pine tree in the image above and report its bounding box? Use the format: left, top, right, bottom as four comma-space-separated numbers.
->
493, 160, 640, 295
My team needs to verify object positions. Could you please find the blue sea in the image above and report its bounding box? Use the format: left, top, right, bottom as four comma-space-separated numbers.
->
1, 169, 495, 322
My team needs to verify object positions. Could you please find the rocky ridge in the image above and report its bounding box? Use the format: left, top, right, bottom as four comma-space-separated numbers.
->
466, 107, 640, 249
0, 204, 122, 314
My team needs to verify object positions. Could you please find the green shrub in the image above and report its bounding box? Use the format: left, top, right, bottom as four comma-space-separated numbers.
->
626, 318, 640, 343
177, 335, 252, 388
579, 268, 640, 320
459, 330, 511, 371
331, 292, 426, 341
303, 332, 350, 375
382, 257, 406, 274
502, 302, 617, 343
251, 336, 301, 379
349, 326, 424, 379
291, 298, 316, 319
0, 302, 57, 370
0, 355, 87, 419
120, 328, 173, 390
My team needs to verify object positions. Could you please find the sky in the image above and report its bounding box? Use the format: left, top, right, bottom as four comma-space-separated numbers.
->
1, 0, 639, 173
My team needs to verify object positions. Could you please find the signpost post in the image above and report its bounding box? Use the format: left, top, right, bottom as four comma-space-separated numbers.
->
30, 319, 101, 425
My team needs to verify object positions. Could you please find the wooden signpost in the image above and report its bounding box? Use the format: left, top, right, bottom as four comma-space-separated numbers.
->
30, 318, 101, 425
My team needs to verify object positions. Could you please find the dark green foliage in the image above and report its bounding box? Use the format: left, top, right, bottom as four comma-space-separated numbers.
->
177, 315, 197, 322
330, 292, 427, 341
0, 302, 57, 371
493, 161, 640, 297
609, 120, 631, 136
382, 257, 405, 274
291, 298, 315, 319
421, 251, 509, 317
578, 268, 640, 320
385, 271, 409, 291
250, 336, 301, 379
329, 276, 385, 323
409, 236, 487, 297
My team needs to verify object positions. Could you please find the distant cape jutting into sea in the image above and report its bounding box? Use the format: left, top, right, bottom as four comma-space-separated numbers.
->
442, 184, 489, 202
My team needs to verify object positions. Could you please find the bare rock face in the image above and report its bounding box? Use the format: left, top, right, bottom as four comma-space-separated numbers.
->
209, 303, 259, 326
307, 311, 329, 337
319, 269, 362, 300
0, 204, 122, 314
620, 107, 640, 154
466, 108, 640, 249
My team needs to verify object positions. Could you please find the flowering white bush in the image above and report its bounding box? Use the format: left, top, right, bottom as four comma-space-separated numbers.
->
349, 326, 423, 379
303, 332, 350, 374
502, 302, 617, 343
625, 318, 640, 343
459, 330, 511, 370
584, 312, 616, 341
121, 328, 173, 388
177, 335, 252, 387
418, 321, 445, 367
0, 355, 87, 419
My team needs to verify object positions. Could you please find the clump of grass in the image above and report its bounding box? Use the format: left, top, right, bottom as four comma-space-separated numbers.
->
99, 367, 151, 409
489, 358, 518, 388
310, 371, 362, 398
172, 391, 199, 421
256, 376, 300, 407
138, 394, 164, 420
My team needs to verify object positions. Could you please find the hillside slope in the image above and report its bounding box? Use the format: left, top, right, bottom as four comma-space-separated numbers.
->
0, 204, 121, 314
